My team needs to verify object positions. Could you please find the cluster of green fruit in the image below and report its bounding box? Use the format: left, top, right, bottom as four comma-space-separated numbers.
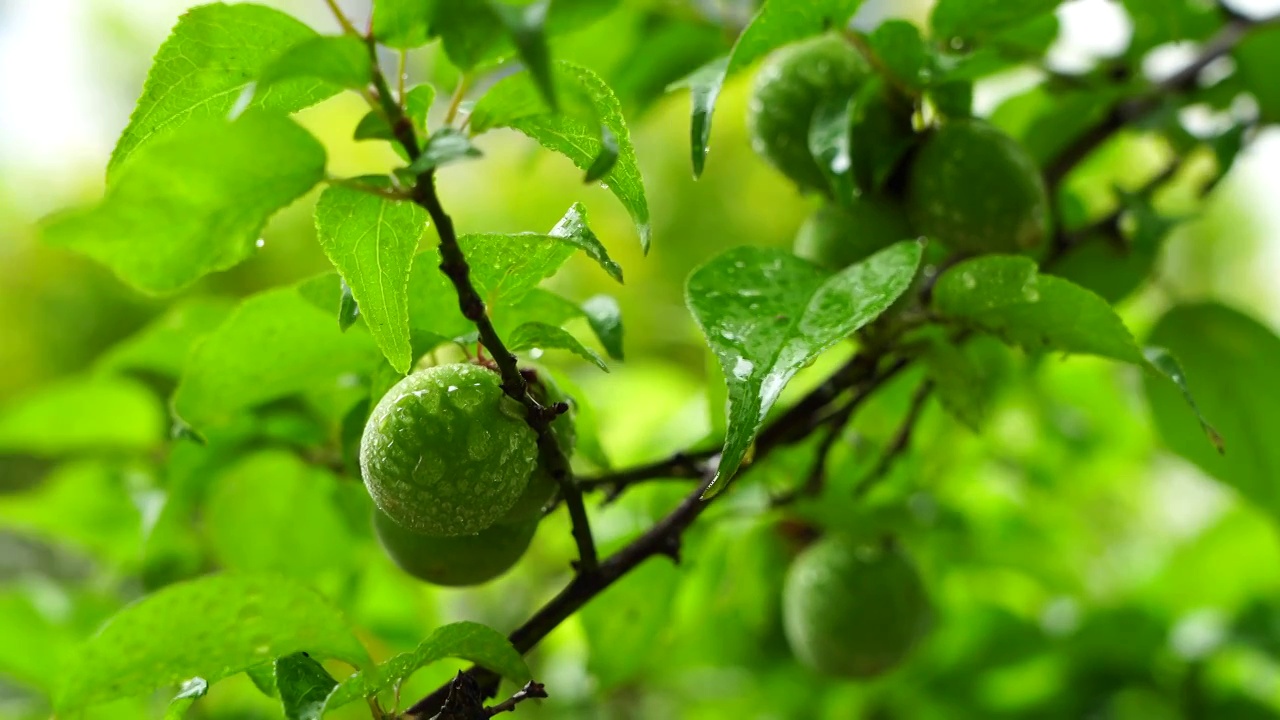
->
748, 34, 1050, 267
359, 362, 570, 586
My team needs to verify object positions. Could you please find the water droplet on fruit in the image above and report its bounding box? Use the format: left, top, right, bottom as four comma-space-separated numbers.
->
255, 238, 265, 248
961, 272, 976, 289
1021, 283, 1040, 302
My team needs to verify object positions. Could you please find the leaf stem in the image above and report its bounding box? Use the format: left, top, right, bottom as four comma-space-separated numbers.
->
322, 0, 360, 37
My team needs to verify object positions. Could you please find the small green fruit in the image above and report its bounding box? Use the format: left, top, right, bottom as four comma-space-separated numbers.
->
794, 196, 914, 271
748, 34, 870, 194
905, 119, 1050, 254
360, 363, 537, 536
783, 536, 931, 678
373, 509, 537, 587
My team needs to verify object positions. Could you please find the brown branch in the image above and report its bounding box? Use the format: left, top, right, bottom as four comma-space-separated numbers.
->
1043, 13, 1273, 191
406, 351, 906, 717
363, 42, 598, 572
485, 681, 548, 716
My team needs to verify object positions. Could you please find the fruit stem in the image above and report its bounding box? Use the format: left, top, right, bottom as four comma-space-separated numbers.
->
363, 51, 600, 575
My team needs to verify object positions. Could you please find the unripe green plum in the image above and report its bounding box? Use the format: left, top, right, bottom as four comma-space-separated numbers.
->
905, 119, 1050, 254
794, 196, 914, 271
748, 34, 870, 194
783, 536, 931, 678
373, 509, 537, 587
359, 363, 537, 536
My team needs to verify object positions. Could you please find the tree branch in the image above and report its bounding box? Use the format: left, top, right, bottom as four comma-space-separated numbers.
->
405, 351, 906, 717
1044, 13, 1273, 190
363, 44, 598, 572
485, 681, 548, 716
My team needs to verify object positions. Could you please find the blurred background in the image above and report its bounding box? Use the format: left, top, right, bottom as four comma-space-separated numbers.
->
4, 0, 1280, 718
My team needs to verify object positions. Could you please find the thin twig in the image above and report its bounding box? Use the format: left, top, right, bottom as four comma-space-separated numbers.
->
445, 75, 470, 127
854, 381, 933, 499
485, 681, 548, 716
769, 400, 857, 507
362, 43, 598, 572
322, 0, 360, 36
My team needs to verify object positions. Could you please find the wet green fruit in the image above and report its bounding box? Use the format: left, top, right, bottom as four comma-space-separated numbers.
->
783, 536, 931, 678
373, 509, 537, 587
794, 196, 914, 270
905, 119, 1050, 254
360, 363, 537, 536
748, 34, 870, 194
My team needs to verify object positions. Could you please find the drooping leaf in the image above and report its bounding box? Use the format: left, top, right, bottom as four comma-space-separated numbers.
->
400, 128, 483, 176
584, 125, 619, 183
96, 298, 235, 379
508, 322, 608, 370
275, 653, 338, 720
173, 286, 376, 432
471, 62, 650, 251
107, 3, 336, 178
43, 113, 326, 294
373, 0, 435, 49
930, 0, 1063, 45
260, 35, 372, 91
57, 574, 369, 712
205, 452, 358, 579
163, 678, 208, 720
932, 255, 1145, 363
671, 0, 864, 177
0, 376, 164, 457
1143, 303, 1280, 513
581, 294, 624, 360
315, 182, 428, 373
1144, 346, 1223, 453
686, 241, 923, 494
321, 622, 528, 712
494, 1, 558, 110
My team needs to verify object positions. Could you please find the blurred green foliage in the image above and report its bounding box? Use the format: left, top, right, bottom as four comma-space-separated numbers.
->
3, 0, 1280, 718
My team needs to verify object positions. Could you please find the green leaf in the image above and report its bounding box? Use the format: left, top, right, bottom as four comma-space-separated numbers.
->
275, 653, 338, 720
0, 376, 164, 457
581, 294, 624, 360
163, 677, 208, 719
930, 0, 1062, 45
808, 93, 857, 199
1144, 346, 1223, 453
315, 182, 428, 373
322, 622, 529, 712
494, 1, 558, 111
173, 286, 376, 431
356, 84, 436, 142
401, 128, 483, 176
97, 298, 235, 379
508, 322, 608, 370
583, 125, 619, 183
1143, 303, 1280, 513
868, 20, 931, 90
932, 255, 1144, 363
373, 0, 435, 49
43, 113, 326, 294
671, 0, 864, 177
205, 452, 358, 578
407, 204, 612, 345
432, 0, 505, 70
260, 35, 372, 91
686, 241, 923, 494
107, 3, 336, 178
919, 333, 997, 432
472, 62, 650, 251
57, 574, 370, 712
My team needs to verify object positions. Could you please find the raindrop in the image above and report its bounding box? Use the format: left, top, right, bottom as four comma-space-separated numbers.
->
255, 238, 265, 248
732, 356, 754, 380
